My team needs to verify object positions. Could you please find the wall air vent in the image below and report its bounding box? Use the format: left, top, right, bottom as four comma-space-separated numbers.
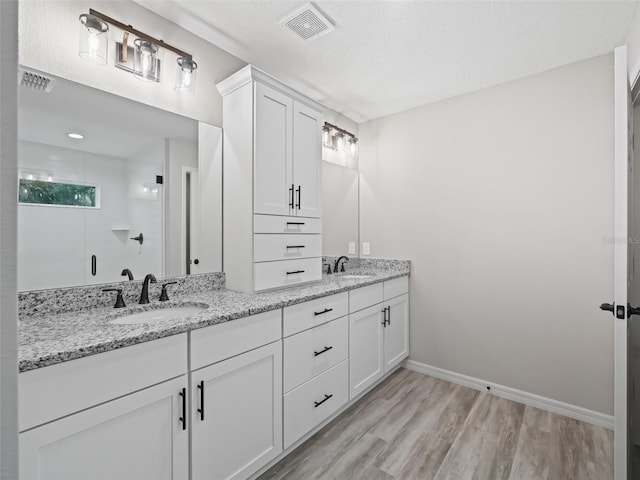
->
280, 3, 335, 41
18, 68, 56, 93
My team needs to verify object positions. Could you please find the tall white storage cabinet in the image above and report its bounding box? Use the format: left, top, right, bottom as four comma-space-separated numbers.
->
217, 66, 325, 293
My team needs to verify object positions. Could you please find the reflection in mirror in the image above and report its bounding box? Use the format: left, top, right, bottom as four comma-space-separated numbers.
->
17, 69, 221, 291
322, 161, 359, 257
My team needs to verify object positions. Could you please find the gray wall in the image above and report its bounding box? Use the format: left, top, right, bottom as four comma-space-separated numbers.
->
0, 1, 19, 477
358, 54, 615, 414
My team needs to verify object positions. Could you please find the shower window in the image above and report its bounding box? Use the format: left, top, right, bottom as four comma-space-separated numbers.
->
18, 178, 100, 208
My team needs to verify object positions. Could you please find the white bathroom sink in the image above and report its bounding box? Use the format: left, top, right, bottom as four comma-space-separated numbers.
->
338, 274, 374, 279
109, 305, 207, 325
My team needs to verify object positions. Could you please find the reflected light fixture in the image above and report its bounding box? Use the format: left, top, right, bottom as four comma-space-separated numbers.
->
348, 136, 358, 156
322, 125, 331, 147
334, 132, 345, 152
78, 9, 198, 92
78, 13, 109, 64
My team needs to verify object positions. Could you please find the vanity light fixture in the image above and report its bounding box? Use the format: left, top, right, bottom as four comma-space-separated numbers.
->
323, 122, 358, 154
78, 9, 198, 91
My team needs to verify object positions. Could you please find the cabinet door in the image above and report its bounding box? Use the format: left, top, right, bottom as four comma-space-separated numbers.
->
20, 376, 188, 480
349, 303, 384, 399
254, 82, 293, 215
192, 341, 283, 480
292, 101, 322, 218
384, 293, 410, 372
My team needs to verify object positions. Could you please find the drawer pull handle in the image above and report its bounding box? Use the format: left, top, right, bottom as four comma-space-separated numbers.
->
179, 388, 187, 431
286, 245, 306, 249
197, 381, 205, 421
286, 270, 305, 275
314, 393, 333, 408
314, 345, 333, 356
314, 308, 333, 316
286, 222, 306, 226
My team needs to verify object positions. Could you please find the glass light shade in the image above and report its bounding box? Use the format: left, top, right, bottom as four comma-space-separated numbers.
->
134, 39, 160, 82
175, 57, 198, 93
322, 126, 331, 147
349, 136, 358, 156
78, 14, 109, 65
334, 132, 345, 152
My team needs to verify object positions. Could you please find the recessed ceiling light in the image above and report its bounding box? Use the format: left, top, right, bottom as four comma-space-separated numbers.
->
67, 133, 84, 139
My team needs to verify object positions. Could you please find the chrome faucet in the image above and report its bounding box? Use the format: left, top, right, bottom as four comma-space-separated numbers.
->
334, 256, 349, 273
139, 273, 157, 304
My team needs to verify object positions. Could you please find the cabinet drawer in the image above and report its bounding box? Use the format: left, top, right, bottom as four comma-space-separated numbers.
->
283, 316, 348, 392
283, 291, 348, 337
254, 234, 322, 262
283, 360, 348, 449
191, 310, 281, 371
384, 276, 409, 300
349, 283, 384, 313
19, 333, 188, 432
254, 258, 321, 292
254, 214, 322, 234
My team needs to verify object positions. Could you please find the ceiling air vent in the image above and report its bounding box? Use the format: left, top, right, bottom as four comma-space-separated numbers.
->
18, 68, 56, 93
280, 3, 335, 41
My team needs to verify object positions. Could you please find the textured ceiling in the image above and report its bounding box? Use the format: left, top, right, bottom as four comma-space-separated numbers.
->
137, 1, 639, 122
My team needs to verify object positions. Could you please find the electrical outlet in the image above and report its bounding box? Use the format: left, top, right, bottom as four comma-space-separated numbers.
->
362, 242, 370, 255
348, 242, 356, 255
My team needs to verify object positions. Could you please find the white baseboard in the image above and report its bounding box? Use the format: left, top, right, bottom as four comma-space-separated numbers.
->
403, 359, 614, 430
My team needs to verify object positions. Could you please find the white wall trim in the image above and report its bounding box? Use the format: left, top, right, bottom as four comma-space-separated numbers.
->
404, 360, 614, 430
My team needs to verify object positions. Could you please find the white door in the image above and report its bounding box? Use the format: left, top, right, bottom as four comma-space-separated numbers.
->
254, 82, 293, 216
293, 101, 322, 218
191, 341, 283, 480
349, 303, 385, 399
20, 376, 189, 480
384, 294, 410, 372
609, 45, 633, 480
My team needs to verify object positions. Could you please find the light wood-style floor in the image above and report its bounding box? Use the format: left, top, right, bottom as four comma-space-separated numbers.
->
259, 368, 613, 480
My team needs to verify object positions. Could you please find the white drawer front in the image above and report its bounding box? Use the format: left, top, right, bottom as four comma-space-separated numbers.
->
254, 258, 321, 292
283, 360, 348, 449
19, 333, 188, 432
254, 234, 322, 262
349, 283, 384, 313
191, 310, 282, 371
254, 214, 322, 234
283, 291, 348, 337
283, 316, 348, 393
384, 276, 409, 300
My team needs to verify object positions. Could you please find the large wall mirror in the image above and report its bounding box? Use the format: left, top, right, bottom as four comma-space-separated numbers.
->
322, 161, 359, 258
18, 69, 222, 291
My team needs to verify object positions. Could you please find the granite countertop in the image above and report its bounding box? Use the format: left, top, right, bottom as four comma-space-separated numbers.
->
19, 264, 410, 373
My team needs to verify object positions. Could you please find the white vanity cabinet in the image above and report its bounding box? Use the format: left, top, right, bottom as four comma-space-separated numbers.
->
217, 65, 325, 293
190, 310, 283, 480
19, 334, 189, 480
282, 292, 350, 448
349, 277, 410, 399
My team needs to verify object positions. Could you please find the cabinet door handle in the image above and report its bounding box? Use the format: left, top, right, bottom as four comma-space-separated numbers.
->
387, 306, 391, 325
286, 270, 305, 275
91, 255, 97, 276
314, 345, 333, 356
381, 307, 387, 327
289, 184, 294, 209
296, 185, 301, 209
197, 381, 205, 421
179, 388, 187, 431
314, 393, 333, 408
286, 245, 306, 249
314, 308, 333, 316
